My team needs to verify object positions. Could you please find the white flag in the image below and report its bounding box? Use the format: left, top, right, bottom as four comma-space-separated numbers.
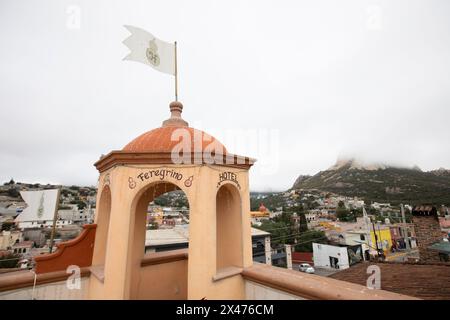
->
15, 189, 59, 222
123, 25, 175, 75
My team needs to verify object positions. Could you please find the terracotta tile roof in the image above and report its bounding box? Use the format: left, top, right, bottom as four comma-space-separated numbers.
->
12, 241, 34, 248
413, 205, 435, 212
412, 205, 438, 216
123, 126, 228, 154
329, 261, 450, 300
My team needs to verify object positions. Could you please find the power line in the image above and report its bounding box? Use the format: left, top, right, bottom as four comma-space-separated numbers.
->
252, 225, 296, 233
269, 229, 323, 241
252, 235, 329, 257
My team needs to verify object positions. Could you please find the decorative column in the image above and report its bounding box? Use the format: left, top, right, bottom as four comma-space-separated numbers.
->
285, 244, 292, 270
264, 236, 272, 266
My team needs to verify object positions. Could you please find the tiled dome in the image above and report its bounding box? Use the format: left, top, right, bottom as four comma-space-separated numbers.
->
123, 101, 227, 154
123, 126, 227, 154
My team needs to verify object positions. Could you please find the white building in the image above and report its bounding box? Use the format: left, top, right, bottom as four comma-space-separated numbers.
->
0, 230, 23, 250
342, 230, 372, 257
305, 212, 319, 227
18, 219, 72, 229
312, 243, 350, 270
346, 199, 365, 209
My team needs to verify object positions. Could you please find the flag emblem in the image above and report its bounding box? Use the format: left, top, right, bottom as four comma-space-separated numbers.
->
123, 25, 175, 75
37, 193, 45, 218
146, 40, 160, 66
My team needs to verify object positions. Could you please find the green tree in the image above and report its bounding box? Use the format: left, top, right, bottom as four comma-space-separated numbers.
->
294, 230, 327, 252
70, 200, 86, 210
257, 220, 293, 246
77, 201, 87, 210
154, 196, 170, 206
148, 222, 159, 230
336, 201, 354, 221
1, 221, 15, 231
7, 188, 19, 198
174, 197, 189, 208
0, 253, 20, 268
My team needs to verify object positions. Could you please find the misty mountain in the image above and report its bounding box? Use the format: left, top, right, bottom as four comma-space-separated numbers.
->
429, 168, 450, 178
292, 159, 450, 205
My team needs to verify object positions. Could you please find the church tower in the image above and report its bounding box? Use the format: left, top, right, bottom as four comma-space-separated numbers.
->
88, 101, 255, 299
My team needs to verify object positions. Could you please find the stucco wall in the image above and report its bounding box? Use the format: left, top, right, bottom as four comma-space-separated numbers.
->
137, 259, 188, 300
245, 280, 303, 300
0, 277, 89, 300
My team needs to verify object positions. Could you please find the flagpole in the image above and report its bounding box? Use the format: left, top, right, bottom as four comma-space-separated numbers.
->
49, 188, 61, 253
174, 41, 178, 101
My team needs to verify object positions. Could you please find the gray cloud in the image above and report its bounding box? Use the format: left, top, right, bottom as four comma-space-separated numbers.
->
1, 0, 449, 191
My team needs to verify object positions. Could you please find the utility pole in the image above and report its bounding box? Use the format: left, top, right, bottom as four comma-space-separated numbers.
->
362, 206, 372, 261
372, 222, 384, 260
372, 222, 379, 251
401, 204, 411, 251
293, 213, 300, 244
49, 188, 62, 253
376, 223, 386, 261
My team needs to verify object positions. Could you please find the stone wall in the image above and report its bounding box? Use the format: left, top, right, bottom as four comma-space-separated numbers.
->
412, 215, 442, 262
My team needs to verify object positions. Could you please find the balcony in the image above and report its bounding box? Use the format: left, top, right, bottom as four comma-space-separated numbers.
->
0, 249, 416, 300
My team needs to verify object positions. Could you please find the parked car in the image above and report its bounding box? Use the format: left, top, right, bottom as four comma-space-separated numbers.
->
298, 263, 315, 274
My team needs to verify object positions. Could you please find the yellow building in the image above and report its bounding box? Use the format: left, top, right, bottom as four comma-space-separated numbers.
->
318, 221, 342, 231
250, 203, 270, 218
370, 226, 393, 254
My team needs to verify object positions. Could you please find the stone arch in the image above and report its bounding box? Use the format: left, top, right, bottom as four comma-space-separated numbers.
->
127, 180, 190, 298
216, 183, 243, 271
92, 185, 111, 267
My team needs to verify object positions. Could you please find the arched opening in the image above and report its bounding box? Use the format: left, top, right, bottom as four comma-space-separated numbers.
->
216, 184, 243, 271
92, 185, 111, 267
128, 182, 190, 299
144, 188, 190, 254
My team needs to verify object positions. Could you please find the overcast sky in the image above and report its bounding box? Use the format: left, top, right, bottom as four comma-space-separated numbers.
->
1, 0, 449, 191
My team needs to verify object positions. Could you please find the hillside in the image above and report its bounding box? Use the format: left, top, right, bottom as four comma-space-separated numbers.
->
292, 159, 450, 205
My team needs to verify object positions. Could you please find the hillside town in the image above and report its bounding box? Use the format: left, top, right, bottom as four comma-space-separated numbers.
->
1, 177, 450, 299
251, 189, 450, 265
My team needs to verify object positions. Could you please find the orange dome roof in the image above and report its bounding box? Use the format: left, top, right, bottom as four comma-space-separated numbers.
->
94, 101, 256, 173
123, 126, 228, 154
123, 101, 227, 154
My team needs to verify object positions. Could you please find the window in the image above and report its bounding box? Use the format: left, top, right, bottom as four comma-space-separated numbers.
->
360, 234, 365, 241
